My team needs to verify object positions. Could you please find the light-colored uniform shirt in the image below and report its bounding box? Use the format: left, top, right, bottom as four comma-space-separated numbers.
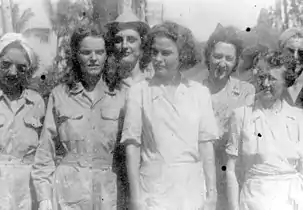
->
32, 79, 125, 203
0, 89, 45, 210
121, 77, 219, 209
0, 89, 45, 159
227, 100, 303, 209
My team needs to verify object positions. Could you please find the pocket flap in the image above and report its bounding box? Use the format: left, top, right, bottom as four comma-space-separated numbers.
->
101, 109, 120, 120
23, 116, 42, 128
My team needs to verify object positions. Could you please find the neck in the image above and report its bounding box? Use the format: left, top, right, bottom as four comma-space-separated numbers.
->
156, 71, 181, 86
120, 60, 140, 79
208, 75, 229, 93
0, 83, 24, 101
81, 74, 101, 92
260, 98, 282, 112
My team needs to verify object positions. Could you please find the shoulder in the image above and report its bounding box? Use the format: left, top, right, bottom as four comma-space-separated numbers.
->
187, 80, 211, 97
24, 89, 44, 104
126, 80, 148, 97
51, 84, 68, 95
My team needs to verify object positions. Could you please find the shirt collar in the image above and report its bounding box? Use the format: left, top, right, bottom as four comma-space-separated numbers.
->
252, 99, 297, 121
69, 79, 117, 96
0, 89, 35, 105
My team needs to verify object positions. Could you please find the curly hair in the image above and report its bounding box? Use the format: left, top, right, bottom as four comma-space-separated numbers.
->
0, 41, 39, 87
144, 21, 201, 71
204, 26, 243, 71
254, 49, 299, 87
63, 23, 115, 90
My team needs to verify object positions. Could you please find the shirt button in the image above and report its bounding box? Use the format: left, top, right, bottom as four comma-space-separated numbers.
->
92, 126, 95, 130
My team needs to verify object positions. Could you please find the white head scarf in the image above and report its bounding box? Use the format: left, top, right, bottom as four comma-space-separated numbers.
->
0, 33, 37, 68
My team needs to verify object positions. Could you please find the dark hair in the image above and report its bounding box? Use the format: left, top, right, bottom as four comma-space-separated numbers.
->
64, 23, 110, 90
254, 49, 299, 87
204, 26, 243, 71
0, 41, 39, 87
103, 22, 151, 91
144, 21, 201, 71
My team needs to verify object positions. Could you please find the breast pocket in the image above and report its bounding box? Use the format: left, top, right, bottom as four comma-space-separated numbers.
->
101, 108, 122, 144
58, 113, 85, 142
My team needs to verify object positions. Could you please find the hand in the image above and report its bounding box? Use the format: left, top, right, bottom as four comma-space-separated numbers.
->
38, 200, 53, 210
203, 191, 217, 210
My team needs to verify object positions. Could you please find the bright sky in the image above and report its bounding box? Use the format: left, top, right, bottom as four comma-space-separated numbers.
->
13, 0, 276, 74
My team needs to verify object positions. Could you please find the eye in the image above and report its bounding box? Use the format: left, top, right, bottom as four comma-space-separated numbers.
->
0, 61, 12, 69
80, 50, 92, 55
114, 36, 123, 44
16, 64, 28, 73
161, 50, 172, 56
212, 53, 223, 59
127, 36, 138, 43
225, 56, 235, 62
95, 50, 105, 55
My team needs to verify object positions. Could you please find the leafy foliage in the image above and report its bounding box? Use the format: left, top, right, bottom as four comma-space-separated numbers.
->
10, 1, 51, 42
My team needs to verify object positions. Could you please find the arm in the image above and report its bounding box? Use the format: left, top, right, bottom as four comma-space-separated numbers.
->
198, 87, 219, 209
31, 92, 58, 205
226, 110, 242, 210
120, 85, 143, 207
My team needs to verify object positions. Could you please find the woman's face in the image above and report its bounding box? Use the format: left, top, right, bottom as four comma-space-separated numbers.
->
78, 36, 107, 77
0, 47, 29, 88
114, 29, 142, 64
283, 36, 303, 66
255, 58, 285, 102
151, 36, 179, 80
209, 42, 237, 80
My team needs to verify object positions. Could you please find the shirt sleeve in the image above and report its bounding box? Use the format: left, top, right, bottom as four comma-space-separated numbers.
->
198, 87, 219, 142
226, 108, 243, 157
31, 92, 57, 202
120, 84, 143, 145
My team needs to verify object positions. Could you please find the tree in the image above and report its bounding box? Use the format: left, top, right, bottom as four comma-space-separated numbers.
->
44, 0, 93, 71
1, 0, 51, 42
269, 0, 303, 30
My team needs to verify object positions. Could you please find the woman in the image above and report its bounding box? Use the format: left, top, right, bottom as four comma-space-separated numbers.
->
105, 9, 153, 90
121, 21, 219, 210
32, 24, 125, 210
0, 33, 45, 210
226, 50, 303, 210
105, 9, 152, 208
279, 28, 303, 108
203, 25, 255, 210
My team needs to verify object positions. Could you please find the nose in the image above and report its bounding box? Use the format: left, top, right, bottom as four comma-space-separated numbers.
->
122, 37, 128, 48
154, 52, 163, 63
294, 50, 299, 60
263, 78, 270, 87
8, 65, 18, 76
91, 51, 97, 60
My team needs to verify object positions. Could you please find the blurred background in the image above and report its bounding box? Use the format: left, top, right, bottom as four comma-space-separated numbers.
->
0, 0, 302, 98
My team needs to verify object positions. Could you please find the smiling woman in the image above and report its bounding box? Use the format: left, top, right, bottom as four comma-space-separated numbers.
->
226, 50, 303, 210
121, 21, 219, 210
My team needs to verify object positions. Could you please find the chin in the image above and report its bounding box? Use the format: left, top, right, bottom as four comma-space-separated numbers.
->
121, 56, 137, 65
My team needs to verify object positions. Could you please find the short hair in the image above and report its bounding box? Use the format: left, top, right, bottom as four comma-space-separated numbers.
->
204, 26, 243, 71
253, 50, 298, 87
144, 21, 201, 71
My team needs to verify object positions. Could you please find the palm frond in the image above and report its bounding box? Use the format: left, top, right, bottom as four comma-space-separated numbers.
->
11, 3, 20, 32
16, 8, 35, 33
22, 28, 51, 43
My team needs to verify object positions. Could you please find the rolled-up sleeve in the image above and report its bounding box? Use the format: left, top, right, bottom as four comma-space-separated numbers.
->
226, 108, 243, 157
198, 87, 219, 142
120, 84, 142, 145
31, 92, 57, 202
